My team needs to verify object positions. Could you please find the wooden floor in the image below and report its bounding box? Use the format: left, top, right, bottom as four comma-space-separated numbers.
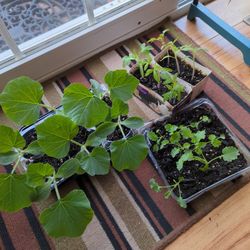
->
175, 0, 250, 89
166, 182, 250, 250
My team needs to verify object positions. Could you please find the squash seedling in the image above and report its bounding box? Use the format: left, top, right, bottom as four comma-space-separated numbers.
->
0, 70, 148, 238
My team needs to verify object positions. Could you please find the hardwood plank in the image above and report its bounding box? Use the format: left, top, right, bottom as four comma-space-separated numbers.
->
166, 182, 250, 250
175, 0, 250, 89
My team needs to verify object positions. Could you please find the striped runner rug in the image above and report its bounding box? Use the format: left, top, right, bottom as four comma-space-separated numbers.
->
0, 20, 249, 250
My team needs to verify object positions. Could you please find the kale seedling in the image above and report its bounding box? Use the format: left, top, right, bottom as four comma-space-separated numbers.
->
149, 177, 186, 208
0, 70, 148, 238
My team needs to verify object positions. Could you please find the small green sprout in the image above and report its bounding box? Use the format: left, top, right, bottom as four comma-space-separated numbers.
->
162, 74, 185, 103
149, 177, 186, 208
180, 45, 206, 81
122, 43, 153, 78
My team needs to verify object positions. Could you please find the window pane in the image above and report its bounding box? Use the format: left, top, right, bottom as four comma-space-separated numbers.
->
0, 34, 13, 64
94, 0, 139, 16
0, 1, 86, 48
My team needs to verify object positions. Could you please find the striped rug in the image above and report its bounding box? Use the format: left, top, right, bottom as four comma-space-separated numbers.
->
0, 21, 249, 250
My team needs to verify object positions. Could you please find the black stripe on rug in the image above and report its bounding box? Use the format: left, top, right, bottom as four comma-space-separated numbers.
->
80, 67, 93, 83
23, 208, 51, 250
77, 176, 132, 250
0, 214, 15, 250
60, 76, 71, 87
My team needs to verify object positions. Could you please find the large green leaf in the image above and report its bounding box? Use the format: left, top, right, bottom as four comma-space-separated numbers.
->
110, 99, 129, 118
121, 117, 144, 129
36, 115, 78, 159
0, 76, 43, 125
56, 158, 80, 178
25, 141, 44, 155
0, 174, 33, 212
31, 181, 52, 202
104, 70, 139, 102
110, 135, 148, 171
26, 163, 54, 187
76, 147, 110, 176
85, 122, 117, 147
0, 152, 19, 165
0, 125, 25, 153
62, 83, 109, 128
39, 190, 93, 237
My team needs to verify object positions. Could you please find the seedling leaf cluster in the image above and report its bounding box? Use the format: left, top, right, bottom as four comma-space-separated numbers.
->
0, 70, 148, 238
123, 43, 186, 105
148, 114, 240, 205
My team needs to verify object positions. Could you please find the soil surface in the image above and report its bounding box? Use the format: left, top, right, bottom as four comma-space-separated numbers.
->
158, 50, 206, 86
102, 95, 131, 141
133, 69, 187, 106
23, 126, 92, 170
148, 105, 248, 199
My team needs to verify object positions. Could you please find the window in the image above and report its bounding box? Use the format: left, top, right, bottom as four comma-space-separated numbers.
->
0, 0, 179, 83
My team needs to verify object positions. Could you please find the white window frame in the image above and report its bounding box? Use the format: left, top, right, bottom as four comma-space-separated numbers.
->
0, 0, 211, 87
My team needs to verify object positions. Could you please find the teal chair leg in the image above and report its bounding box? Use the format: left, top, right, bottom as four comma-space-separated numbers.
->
188, 1, 250, 66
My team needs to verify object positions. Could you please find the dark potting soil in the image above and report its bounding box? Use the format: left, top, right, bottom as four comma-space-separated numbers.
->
102, 95, 131, 142
23, 126, 91, 170
133, 69, 187, 106
158, 50, 206, 86
148, 105, 248, 199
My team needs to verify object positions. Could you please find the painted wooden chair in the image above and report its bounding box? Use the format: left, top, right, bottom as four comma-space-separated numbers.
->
187, 0, 250, 66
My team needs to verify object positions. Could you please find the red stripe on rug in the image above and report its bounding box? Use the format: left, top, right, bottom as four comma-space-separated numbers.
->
1, 210, 41, 250
67, 69, 90, 86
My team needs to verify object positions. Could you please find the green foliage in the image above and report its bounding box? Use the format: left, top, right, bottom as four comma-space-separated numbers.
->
36, 115, 79, 159
76, 147, 110, 176
121, 117, 144, 129
0, 174, 33, 212
26, 163, 54, 187
149, 177, 186, 208
85, 122, 117, 147
148, 114, 240, 173
122, 43, 152, 78
111, 135, 148, 171
0, 70, 149, 238
0, 76, 44, 125
162, 74, 185, 103
0, 152, 19, 165
62, 83, 109, 128
105, 70, 139, 102
56, 159, 80, 179
40, 190, 93, 237
222, 146, 239, 162
110, 99, 129, 118
0, 125, 25, 153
